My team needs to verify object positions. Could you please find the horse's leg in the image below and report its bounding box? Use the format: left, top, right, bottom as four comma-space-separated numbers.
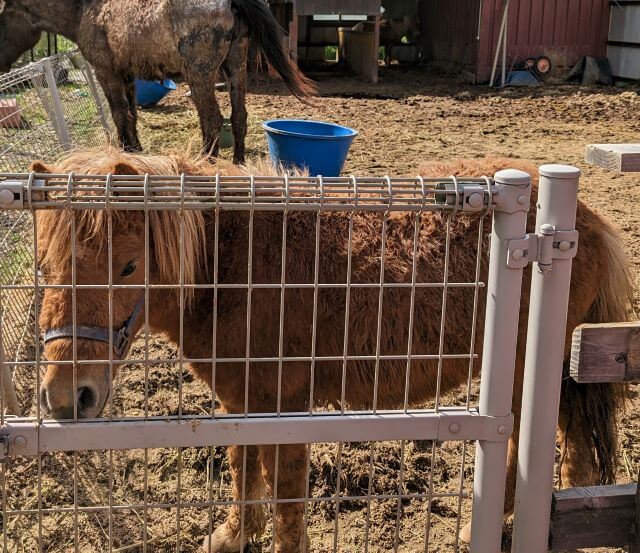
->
179, 34, 227, 158
557, 382, 598, 488
93, 68, 141, 152
123, 74, 143, 151
222, 32, 249, 164
203, 444, 266, 553
259, 443, 308, 553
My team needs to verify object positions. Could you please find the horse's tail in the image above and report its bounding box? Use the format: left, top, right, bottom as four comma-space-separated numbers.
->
232, 0, 316, 99
562, 217, 634, 484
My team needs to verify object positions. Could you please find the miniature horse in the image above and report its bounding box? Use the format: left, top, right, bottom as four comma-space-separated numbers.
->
33, 150, 633, 552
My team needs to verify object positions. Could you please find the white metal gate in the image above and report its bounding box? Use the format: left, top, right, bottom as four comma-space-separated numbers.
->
0, 167, 579, 552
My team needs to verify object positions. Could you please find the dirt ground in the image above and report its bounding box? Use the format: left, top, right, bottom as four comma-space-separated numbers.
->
3, 65, 640, 552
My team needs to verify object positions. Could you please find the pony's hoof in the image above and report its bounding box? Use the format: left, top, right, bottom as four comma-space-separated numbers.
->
201, 523, 244, 553
459, 521, 472, 544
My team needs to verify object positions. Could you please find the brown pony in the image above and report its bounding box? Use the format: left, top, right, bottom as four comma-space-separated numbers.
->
33, 150, 633, 552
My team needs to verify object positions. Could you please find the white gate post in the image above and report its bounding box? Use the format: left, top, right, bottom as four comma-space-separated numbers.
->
470, 169, 531, 553
511, 165, 580, 553
41, 57, 72, 151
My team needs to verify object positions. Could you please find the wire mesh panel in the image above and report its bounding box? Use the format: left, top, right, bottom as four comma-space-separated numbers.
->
0, 51, 112, 173
0, 172, 525, 552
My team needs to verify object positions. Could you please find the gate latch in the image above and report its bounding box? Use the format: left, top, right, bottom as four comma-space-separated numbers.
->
507, 224, 578, 274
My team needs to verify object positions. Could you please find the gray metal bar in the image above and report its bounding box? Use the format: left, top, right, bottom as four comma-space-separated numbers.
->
470, 169, 531, 553
511, 165, 580, 553
1, 409, 512, 457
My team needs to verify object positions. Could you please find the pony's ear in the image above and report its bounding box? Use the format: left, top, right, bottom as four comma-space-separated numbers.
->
112, 162, 140, 175
28, 160, 52, 201
30, 160, 52, 174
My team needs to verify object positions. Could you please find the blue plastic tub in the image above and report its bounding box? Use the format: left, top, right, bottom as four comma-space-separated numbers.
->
262, 119, 358, 177
135, 79, 177, 107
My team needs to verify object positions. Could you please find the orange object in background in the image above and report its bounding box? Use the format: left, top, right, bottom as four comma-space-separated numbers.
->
0, 98, 22, 128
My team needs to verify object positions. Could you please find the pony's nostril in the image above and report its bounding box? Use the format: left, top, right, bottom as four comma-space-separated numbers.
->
77, 386, 98, 412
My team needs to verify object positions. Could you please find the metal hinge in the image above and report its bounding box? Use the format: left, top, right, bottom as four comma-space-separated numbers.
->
507, 224, 579, 273
0, 181, 24, 209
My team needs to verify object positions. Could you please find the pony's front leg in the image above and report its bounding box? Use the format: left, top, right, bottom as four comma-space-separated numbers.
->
203, 444, 266, 553
93, 67, 142, 152
259, 444, 309, 553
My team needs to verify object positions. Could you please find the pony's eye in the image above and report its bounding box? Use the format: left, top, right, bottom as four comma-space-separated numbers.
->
120, 260, 137, 277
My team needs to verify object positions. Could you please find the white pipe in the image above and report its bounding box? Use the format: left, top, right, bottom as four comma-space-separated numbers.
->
511, 165, 580, 553
470, 169, 531, 552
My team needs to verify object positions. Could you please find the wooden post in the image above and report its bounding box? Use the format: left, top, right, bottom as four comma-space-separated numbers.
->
569, 322, 640, 383
372, 14, 380, 84
289, 3, 299, 62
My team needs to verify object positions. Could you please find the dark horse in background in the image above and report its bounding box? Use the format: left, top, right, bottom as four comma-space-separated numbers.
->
0, 0, 314, 162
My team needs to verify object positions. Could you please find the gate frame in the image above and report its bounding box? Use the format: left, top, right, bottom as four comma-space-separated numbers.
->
0, 167, 583, 551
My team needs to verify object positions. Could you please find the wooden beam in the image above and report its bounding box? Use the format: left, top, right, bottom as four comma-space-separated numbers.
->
550, 484, 637, 550
569, 322, 640, 383
585, 144, 640, 173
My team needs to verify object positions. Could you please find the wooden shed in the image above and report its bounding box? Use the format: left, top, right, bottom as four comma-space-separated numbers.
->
418, 0, 612, 82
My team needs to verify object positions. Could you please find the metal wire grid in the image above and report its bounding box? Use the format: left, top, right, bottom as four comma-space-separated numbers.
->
0, 173, 493, 552
0, 51, 112, 173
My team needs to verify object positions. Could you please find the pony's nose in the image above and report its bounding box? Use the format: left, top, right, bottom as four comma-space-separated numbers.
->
39, 384, 99, 419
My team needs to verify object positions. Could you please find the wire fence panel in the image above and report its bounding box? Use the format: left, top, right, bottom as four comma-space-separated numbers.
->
0, 50, 112, 173
0, 173, 528, 552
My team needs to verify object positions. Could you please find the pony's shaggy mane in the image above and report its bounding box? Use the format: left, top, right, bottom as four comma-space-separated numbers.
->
35, 148, 282, 305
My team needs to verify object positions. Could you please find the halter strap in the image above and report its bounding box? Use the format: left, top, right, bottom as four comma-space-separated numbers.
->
43, 296, 145, 357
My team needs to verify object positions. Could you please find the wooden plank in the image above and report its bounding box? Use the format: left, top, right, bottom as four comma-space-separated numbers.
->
293, 0, 381, 16
585, 144, 640, 173
550, 484, 637, 550
570, 322, 640, 383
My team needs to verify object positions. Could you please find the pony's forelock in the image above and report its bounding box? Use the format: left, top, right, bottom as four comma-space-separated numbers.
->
36, 147, 296, 305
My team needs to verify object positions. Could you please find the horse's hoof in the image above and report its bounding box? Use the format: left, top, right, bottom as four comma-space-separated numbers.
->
459, 521, 472, 544
201, 522, 244, 553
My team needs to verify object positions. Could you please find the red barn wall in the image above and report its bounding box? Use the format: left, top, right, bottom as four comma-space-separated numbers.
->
418, 0, 611, 82
418, 0, 482, 69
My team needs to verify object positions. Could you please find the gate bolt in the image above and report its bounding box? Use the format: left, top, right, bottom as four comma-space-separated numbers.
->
518, 194, 528, 206
467, 192, 483, 209
511, 248, 525, 261
449, 422, 461, 434
497, 425, 507, 435
13, 435, 27, 447
558, 240, 572, 252
0, 188, 14, 207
